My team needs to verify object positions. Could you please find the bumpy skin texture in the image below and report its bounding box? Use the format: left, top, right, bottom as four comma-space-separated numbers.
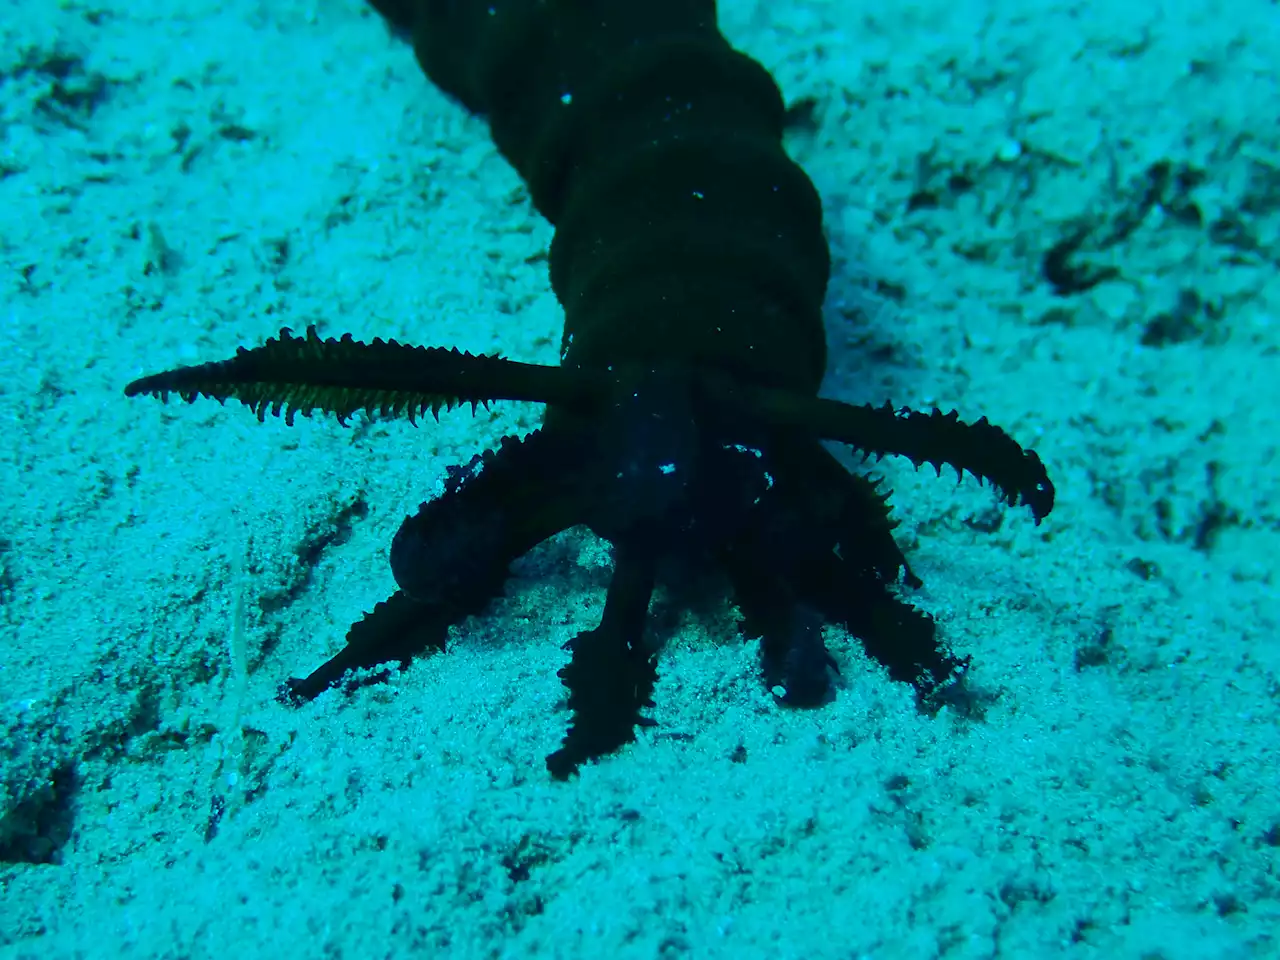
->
394, 0, 829, 396
126, 1, 1055, 778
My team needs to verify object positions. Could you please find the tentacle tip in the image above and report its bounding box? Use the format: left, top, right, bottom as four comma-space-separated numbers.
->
545, 749, 582, 781
278, 678, 309, 707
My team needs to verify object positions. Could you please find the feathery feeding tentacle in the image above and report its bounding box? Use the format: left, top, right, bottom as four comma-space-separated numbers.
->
125, 325, 604, 425
548, 539, 659, 779
390, 429, 587, 601
730, 384, 1055, 523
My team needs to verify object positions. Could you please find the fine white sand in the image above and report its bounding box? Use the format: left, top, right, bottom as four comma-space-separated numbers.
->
1, 0, 1277, 956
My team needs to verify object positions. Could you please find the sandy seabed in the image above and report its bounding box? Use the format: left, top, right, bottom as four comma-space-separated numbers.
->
1, 1, 1277, 957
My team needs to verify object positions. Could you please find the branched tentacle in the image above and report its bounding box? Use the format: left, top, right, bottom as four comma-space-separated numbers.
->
721, 546, 838, 707
283, 588, 489, 703
796, 546, 967, 700
766, 434, 918, 585
734, 385, 1055, 522
286, 427, 589, 707
548, 539, 659, 779
125, 325, 603, 425
391, 429, 586, 601
760, 437, 968, 698
721, 434, 919, 706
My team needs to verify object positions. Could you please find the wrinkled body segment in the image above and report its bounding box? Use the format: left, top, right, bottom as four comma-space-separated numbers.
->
394, 0, 830, 393
126, 0, 1054, 777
